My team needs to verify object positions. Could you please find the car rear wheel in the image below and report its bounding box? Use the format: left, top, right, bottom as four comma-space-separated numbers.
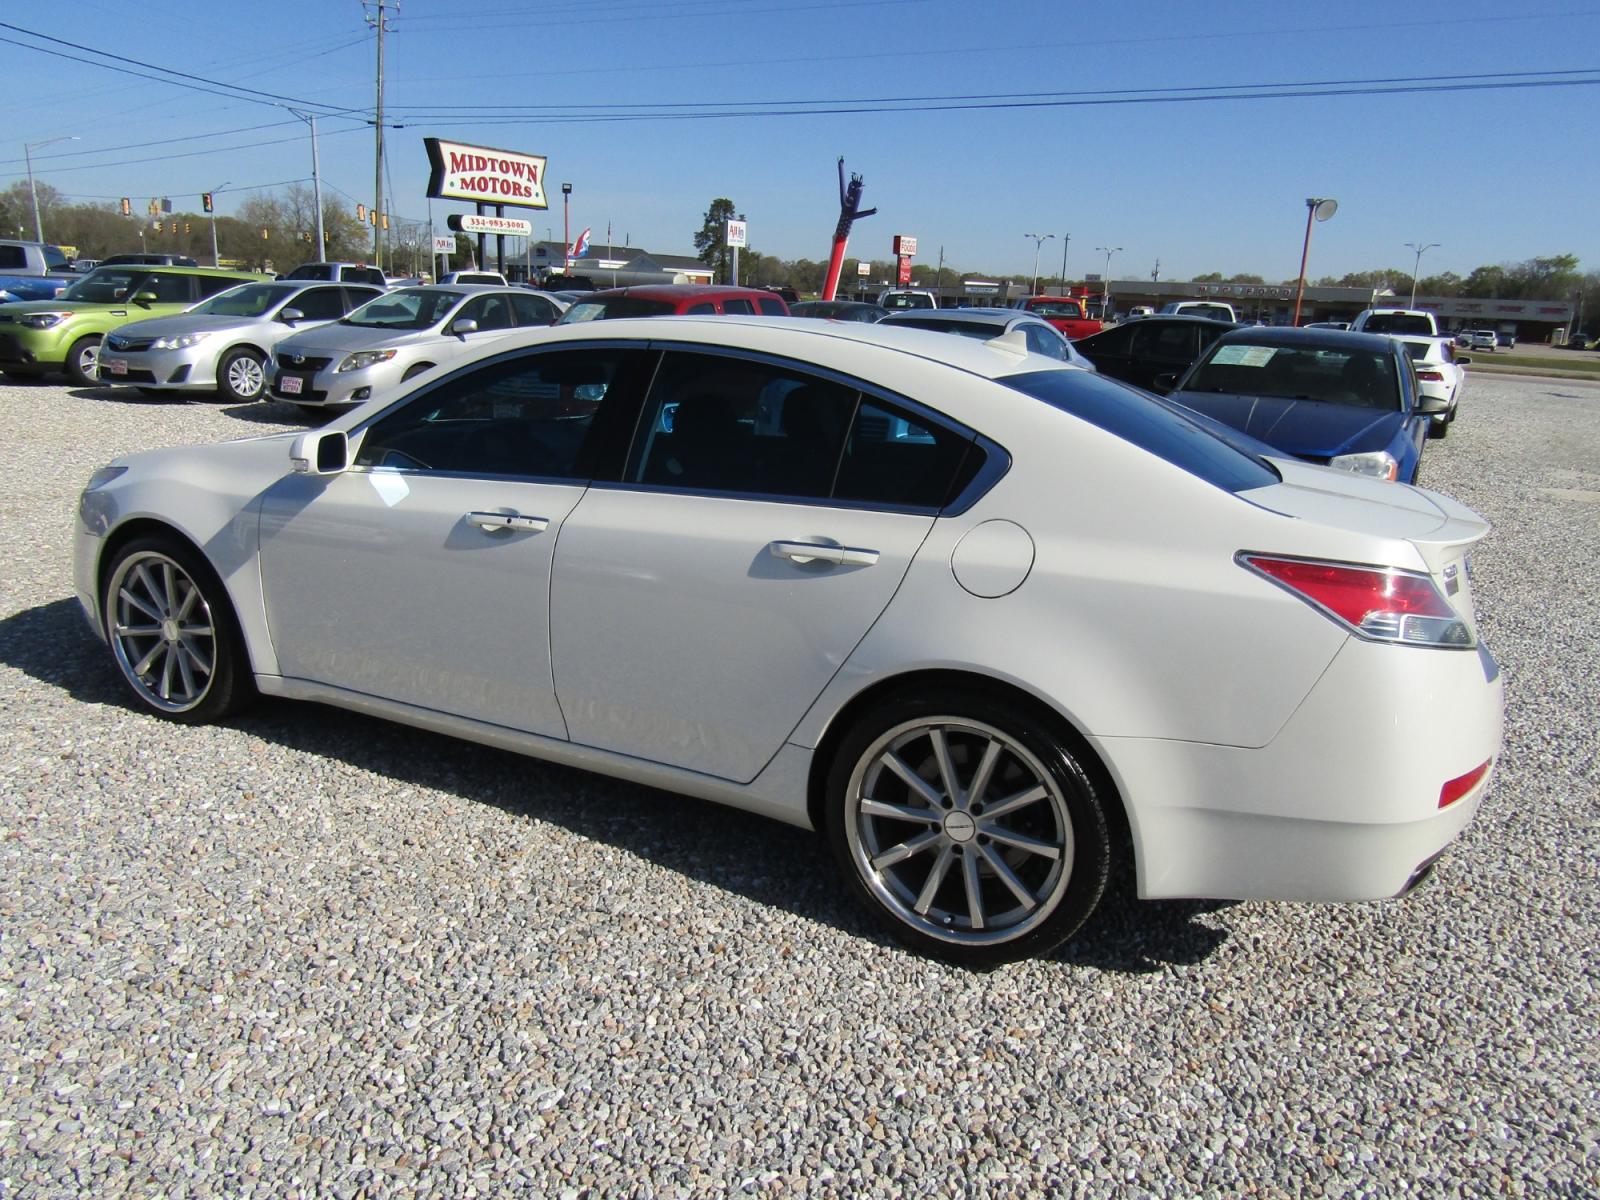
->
102, 536, 255, 723
64, 335, 102, 386
217, 348, 267, 402
824, 688, 1110, 967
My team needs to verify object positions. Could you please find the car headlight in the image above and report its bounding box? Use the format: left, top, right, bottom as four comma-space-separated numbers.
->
84, 465, 127, 491
336, 349, 398, 372
1328, 450, 1399, 481
151, 331, 213, 351
20, 311, 70, 329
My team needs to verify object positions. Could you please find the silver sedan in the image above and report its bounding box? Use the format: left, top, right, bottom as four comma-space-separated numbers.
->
97, 280, 385, 402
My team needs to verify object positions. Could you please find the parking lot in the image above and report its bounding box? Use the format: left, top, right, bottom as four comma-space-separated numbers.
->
1, 372, 1597, 1196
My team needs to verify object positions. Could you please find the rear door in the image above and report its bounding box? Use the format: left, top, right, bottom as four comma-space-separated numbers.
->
550, 348, 977, 782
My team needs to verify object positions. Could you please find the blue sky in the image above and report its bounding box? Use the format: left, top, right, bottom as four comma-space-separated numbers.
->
5, 0, 1597, 281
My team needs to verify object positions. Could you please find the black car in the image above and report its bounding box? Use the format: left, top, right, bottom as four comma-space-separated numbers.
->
97, 253, 201, 268
762, 285, 800, 304
789, 300, 888, 323
1073, 315, 1239, 392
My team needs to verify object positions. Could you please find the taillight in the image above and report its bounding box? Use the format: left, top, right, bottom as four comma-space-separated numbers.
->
1416, 369, 1444, 381
1439, 760, 1491, 808
1238, 554, 1473, 647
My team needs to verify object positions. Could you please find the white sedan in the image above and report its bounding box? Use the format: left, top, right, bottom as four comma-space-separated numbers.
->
73, 317, 1503, 965
1395, 335, 1469, 436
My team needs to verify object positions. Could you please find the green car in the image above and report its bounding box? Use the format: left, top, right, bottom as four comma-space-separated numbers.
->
0, 265, 268, 385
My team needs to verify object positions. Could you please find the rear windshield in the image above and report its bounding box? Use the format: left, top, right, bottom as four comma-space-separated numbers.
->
1027, 300, 1085, 318
1360, 313, 1434, 335
344, 288, 463, 330
191, 282, 296, 317
1003, 368, 1280, 493
282, 264, 334, 281
881, 293, 935, 309
1186, 342, 1401, 410
559, 296, 676, 322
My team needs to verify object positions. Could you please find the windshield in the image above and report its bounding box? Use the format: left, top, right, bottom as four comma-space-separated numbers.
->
1003, 369, 1280, 493
1185, 342, 1401, 410
558, 296, 675, 322
1027, 300, 1084, 318
190, 282, 296, 318
1361, 313, 1434, 335
343, 288, 463, 329
60, 268, 154, 304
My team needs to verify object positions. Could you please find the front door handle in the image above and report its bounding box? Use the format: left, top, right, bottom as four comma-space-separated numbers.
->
769, 540, 879, 567
467, 510, 549, 533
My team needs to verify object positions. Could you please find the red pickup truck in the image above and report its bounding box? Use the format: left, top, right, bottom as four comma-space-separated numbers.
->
1014, 296, 1103, 339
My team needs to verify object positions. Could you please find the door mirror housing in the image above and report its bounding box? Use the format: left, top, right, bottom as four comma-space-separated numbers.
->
1152, 372, 1178, 394
290, 429, 348, 475
132, 291, 159, 306
279, 307, 305, 325
1456, 354, 1471, 364
449, 318, 479, 337
1414, 393, 1450, 415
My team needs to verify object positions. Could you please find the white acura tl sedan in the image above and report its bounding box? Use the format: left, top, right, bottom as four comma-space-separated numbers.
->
74, 318, 1503, 965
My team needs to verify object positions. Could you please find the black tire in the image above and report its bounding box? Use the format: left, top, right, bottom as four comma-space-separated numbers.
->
1427, 416, 1448, 440
217, 347, 268, 402
101, 534, 256, 724
823, 687, 1111, 967
64, 335, 102, 386
401, 362, 434, 382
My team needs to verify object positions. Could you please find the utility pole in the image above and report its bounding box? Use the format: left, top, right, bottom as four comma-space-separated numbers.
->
367, 0, 391, 264
1059, 234, 1070, 292
309, 114, 326, 260
1151, 258, 1160, 283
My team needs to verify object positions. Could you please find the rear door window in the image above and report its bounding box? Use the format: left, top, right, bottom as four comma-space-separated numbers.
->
757, 297, 787, 316
510, 293, 559, 326
341, 286, 385, 311
292, 286, 346, 321
834, 401, 975, 510
1131, 321, 1200, 362
0, 246, 24, 270
145, 273, 200, 302
722, 298, 755, 315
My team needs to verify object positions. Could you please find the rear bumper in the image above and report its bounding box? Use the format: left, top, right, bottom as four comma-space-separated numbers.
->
1097, 636, 1503, 902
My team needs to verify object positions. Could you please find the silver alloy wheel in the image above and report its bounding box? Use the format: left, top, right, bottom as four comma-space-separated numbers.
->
106, 551, 217, 713
226, 353, 265, 399
844, 716, 1074, 946
78, 342, 99, 378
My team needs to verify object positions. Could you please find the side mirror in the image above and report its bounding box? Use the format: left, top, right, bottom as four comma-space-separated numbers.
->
450, 318, 479, 337
1456, 354, 1471, 364
132, 291, 159, 305
289, 429, 348, 475
1152, 372, 1178, 394
1415, 394, 1450, 416
279, 307, 305, 324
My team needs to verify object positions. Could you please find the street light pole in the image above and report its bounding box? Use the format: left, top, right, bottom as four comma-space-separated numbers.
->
23, 135, 79, 243
207, 181, 230, 267
1059, 233, 1070, 292
562, 183, 573, 272
1292, 197, 1338, 325
1405, 240, 1440, 308
1095, 246, 1122, 317
1024, 233, 1055, 296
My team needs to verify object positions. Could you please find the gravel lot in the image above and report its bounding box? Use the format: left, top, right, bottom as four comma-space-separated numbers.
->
1, 375, 1597, 1198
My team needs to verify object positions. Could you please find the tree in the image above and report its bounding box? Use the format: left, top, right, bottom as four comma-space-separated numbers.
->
1192, 271, 1225, 282
693, 198, 737, 283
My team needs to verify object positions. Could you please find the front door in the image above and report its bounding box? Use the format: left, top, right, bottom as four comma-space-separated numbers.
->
257, 344, 647, 737
550, 349, 978, 783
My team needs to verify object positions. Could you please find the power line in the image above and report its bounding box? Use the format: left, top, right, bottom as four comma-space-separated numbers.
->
0, 21, 366, 115
11, 126, 370, 176
0, 119, 307, 168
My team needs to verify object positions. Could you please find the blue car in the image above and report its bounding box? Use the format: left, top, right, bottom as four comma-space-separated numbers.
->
1165, 327, 1445, 484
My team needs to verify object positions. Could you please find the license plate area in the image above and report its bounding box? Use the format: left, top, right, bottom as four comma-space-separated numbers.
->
104, 358, 128, 376
279, 374, 304, 395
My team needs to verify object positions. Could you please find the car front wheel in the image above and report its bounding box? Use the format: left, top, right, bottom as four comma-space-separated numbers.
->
64, 335, 101, 386
825, 689, 1111, 967
102, 536, 255, 723
217, 348, 267, 402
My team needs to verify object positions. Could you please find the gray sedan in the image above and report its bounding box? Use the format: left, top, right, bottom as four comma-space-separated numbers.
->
98, 281, 384, 402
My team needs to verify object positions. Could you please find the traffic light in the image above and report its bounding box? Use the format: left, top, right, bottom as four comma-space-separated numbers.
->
119, 197, 131, 216
202, 192, 214, 213
147, 199, 159, 217
168, 221, 177, 234
184, 222, 191, 235
357, 203, 366, 221
381, 212, 389, 230
261, 228, 269, 240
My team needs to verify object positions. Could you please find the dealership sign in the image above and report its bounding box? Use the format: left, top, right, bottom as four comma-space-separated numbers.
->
424, 138, 548, 208
448, 213, 534, 236
725, 219, 748, 248
432, 236, 455, 253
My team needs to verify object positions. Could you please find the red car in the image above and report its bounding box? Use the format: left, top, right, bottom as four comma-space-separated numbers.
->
558, 284, 789, 323
1013, 295, 1103, 340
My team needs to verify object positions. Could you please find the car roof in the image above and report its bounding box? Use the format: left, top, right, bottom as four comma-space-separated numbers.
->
479, 314, 1076, 382
577, 284, 777, 301
1214, 325, 1401, 352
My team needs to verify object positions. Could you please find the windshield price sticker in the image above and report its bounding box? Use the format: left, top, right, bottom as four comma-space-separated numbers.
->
1212, 345, 1278, 367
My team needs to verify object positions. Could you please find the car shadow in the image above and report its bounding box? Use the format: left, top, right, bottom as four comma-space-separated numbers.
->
68, 385, 187, 404
220, 400, 331, 426
0, 596, 1232, 975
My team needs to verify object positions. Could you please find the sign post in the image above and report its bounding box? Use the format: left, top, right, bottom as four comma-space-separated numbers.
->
725, 219, 747, 286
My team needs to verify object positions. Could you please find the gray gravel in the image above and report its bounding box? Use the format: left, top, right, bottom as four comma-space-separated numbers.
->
1, 376, 1597, 1198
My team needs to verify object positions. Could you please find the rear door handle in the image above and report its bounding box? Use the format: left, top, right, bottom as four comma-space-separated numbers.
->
769, 540, 879, 567
467, 510, 549, 533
